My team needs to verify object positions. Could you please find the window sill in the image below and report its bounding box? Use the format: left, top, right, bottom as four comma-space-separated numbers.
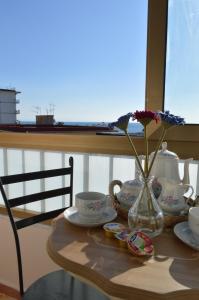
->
0, 131, 198, 159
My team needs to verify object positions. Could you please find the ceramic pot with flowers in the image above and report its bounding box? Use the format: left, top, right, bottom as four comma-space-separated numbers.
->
149, 141, 194, 213
109, 159, 143, 216
157, 177, 194, 215
109, 178, 142, 215
149, 141, 193, 191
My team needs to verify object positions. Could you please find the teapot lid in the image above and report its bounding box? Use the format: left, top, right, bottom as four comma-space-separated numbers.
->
154, 142, 178, 159
123, 179, 142, 190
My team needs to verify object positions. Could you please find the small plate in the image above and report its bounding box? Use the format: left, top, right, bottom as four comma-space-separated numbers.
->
64, 206, 117, 227
174, 221, 199, 251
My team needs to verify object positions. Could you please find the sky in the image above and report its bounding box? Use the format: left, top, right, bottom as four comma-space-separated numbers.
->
0, 0, 147, 122
0, 0, 198, 124
165, 0, 199, 124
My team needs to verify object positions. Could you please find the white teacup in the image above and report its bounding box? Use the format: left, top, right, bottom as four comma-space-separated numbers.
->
75, 191, 107, 220
188, 207, 199, 243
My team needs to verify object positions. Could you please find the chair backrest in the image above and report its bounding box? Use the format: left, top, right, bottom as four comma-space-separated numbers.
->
0, 156, 74, 296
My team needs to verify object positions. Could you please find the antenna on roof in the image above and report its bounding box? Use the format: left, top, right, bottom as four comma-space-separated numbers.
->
49, 103, 55, 115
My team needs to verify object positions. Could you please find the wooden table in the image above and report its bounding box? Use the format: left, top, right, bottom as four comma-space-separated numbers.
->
47, 214, 199, 300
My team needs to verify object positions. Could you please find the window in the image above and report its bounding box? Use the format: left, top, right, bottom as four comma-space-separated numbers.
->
0, 0, 148, 123
146, 0, 199, 160
165, 0, 199, 124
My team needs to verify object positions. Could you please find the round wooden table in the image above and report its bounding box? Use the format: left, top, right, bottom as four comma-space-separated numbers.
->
47, 214, 199, 300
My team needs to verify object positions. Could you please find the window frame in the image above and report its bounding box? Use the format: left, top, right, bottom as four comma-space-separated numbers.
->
146, 0, 199, 160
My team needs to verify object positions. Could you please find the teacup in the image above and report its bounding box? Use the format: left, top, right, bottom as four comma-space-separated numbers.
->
75, 191, 107, 220
188, 207, 199, 243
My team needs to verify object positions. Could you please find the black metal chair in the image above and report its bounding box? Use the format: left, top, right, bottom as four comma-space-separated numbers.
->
0, 156, 109, 300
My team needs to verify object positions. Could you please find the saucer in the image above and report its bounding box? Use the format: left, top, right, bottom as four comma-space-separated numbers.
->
64, 206, 117, 227
173, 221, 199, 251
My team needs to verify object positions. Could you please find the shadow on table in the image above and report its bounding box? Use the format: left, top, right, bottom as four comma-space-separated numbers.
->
82, 227, 150, 278
152, 229, 199, 290
168, 239, 199, 289
50, 217, 150, 280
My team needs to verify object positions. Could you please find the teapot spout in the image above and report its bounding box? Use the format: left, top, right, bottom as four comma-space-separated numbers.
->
182, 158, 193, 185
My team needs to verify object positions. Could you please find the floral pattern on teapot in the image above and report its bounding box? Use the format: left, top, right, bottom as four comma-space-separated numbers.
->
109, 179, 142, 211
157, 178, 194, 214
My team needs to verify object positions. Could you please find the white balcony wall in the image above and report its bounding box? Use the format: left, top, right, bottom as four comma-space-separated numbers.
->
0, 148, 138, 210
0, 147, 199, 211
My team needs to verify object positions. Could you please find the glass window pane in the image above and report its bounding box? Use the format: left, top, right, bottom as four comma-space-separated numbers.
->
0, 0, 147, 123
165, 0, 199, 123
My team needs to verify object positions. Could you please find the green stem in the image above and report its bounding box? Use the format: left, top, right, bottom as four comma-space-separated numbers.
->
125, 130, 146, 180
145, 181, 152, 218
144, 125, 148, 176
147, 128, 167, 178
145, 181, 158, 230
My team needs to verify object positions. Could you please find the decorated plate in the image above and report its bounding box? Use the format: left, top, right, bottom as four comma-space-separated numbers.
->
64, 206, 117, 227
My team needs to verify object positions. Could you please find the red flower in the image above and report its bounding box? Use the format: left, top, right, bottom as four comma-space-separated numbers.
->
132, 110, 160, 126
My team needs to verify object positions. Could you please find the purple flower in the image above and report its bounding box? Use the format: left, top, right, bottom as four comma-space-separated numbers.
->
109, 113, 132, 131
158, 111, 185, 127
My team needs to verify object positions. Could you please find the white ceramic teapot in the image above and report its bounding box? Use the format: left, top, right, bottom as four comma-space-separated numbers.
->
149, 142, 193, 187
157, 177, 194, 214
109, 178, 142, 212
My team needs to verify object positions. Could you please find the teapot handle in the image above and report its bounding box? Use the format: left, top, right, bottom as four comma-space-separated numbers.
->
109, 180, 122, 204
184, 184, 194, 206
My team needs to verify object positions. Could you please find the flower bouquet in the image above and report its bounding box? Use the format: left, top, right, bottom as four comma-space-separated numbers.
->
109, 110, 185, 237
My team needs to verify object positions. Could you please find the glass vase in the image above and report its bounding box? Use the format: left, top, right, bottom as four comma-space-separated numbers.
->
128, 176, 164, 238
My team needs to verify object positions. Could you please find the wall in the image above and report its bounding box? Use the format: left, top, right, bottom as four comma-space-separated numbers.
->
0, 91, 17, 124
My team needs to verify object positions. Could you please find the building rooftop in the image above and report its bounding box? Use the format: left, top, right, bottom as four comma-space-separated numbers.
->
0, 88, 21, 94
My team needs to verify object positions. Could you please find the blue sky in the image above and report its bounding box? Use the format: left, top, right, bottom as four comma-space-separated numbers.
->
0, 0, 147, 122
165, 0, 199, 124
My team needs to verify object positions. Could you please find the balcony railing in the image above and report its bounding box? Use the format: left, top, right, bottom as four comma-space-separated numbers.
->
0, 147, 198, 213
